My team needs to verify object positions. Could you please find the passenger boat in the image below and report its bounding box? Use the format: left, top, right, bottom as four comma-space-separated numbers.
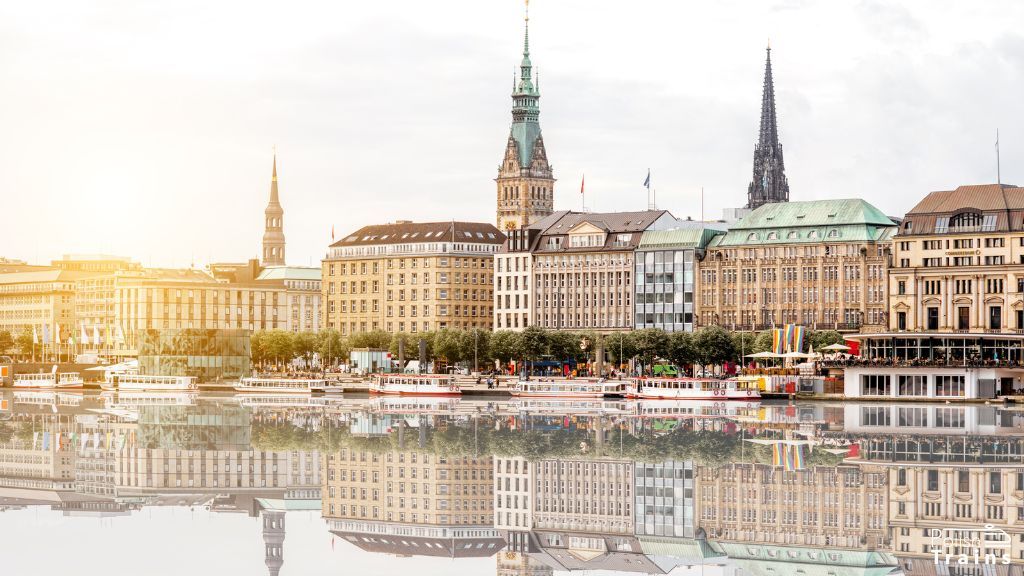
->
101, 390, 198, 408
631, 399, 761, 419
234, 377, 328, 394
510, 378, 625, 398
510, 398, 628, 416
100, 373, 197, 392
236, 394, 333, 409
625, 377, 760, 400
368, 374, 460, 396
13, 390, 84, 407
367, 396, 462, 414
13, 369, 84, 390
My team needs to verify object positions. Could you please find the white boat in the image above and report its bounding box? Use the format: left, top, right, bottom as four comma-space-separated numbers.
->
13, 390, 84, 407
631, 399, 762, 419
13, 369, 84, 390
369, 374, 460, 396
625, 377, 760, 400
234, 376, 327, 394
510, 398, 628, 416
101, 373, 197, 392
510, 378, 624, 398
101, 390, 198, 408
367, 396, 462, 414
236, 394, 331, 408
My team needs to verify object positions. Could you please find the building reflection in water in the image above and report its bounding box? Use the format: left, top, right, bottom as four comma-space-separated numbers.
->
0, 391, 1022, 575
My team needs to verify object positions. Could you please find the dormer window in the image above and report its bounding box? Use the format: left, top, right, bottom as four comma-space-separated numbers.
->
786, 231, 798, 240
767, 232, 779, 240
747, 233, 758, 241
827, 229, 839, 238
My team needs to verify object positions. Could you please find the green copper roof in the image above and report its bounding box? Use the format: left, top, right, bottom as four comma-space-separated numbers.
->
508, 15, 542, 167
638, 227, 725, 250
717, 199, 896, 247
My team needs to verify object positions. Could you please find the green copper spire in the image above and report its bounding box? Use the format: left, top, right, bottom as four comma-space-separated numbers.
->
510, 1, 541, 167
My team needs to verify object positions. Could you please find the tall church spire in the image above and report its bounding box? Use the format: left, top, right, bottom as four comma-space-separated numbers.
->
262, 150, 286, 266
746, 44, 790, 210
496, 0, 555, 232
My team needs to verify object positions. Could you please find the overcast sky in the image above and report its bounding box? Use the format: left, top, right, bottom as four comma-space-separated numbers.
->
2, 0, 1022, 268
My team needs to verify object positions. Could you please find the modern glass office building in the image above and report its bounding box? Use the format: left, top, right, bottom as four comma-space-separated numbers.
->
634, 227, 724, 332
634, 460, 695, 538
137, 328, 251, 381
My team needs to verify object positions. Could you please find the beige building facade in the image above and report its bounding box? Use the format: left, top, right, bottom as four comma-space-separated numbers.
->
322, 447, 494, 527
888, 184, 1024, 332
699, 199, 895, 332
696, 463, 889, 550
494, 456, 634, 534
323, 221, 502, 335
496, 210, 680, 332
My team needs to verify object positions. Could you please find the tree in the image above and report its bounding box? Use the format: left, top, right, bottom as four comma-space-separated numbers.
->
606, 331, 637, 367
265, 330, 296, 367
458, 329, 491, 371
752, 330, 774, 354
546, 330, 579, 361
250, 331, 270, 368
293, 331, 318, 367
0, 330, 14, 356
731, 331, 758, 363
690, 326, 735, 375
317, 330, 347, 367
520, 326, 548, 363
489, 330, 523, 365
809, 330, 843, 352
16, 327, 34, 358
349, 330, 391, 350
432, 329, 462, 363
667, 332, 695, 374
631, 328, 669, 372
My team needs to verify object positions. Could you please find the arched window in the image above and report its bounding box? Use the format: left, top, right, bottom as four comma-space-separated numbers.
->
807, 230, 819, 239
747, 233, 758, 241
827, 229, 839, 238
767, 232, 778, 240
786, 231, 798, 239
950, 211, 982, 229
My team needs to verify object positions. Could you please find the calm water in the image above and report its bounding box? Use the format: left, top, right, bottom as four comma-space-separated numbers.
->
1, 391, 1022, 576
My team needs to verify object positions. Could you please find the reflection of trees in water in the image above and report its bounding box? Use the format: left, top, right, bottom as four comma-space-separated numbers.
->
249, 417, 844, 467
137, 405, 252, 451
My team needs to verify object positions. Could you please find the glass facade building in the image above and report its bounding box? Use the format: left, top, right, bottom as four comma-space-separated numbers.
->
137, 328, 251, 381
634, 460, 695, 538
634, 227, 723, 332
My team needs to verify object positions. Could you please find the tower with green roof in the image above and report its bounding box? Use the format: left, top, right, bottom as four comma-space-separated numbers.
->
496, 1, 555, 232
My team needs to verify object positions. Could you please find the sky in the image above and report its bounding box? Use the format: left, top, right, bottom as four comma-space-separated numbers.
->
1, 0, 1023, 268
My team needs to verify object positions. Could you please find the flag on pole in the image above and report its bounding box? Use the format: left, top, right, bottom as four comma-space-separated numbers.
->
32, 326, 38, 345
331, 225, 335, 241
580, 174, 585, 195
93, 326, 101, 346
42, 324, 51, 344
643, 169, 651, 189
54, 324, 60, 346
80, 324, 88, 345
116, 325, 125, 344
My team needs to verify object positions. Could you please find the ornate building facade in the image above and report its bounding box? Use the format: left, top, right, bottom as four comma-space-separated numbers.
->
698, 199, 895, 332
888, 184, 1024, 332
263, 154, 286, 266
496, 9, 554, 232
746, 46, 790, 210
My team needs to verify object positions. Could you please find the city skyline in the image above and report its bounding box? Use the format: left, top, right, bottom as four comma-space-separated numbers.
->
1, 1, 1022, 267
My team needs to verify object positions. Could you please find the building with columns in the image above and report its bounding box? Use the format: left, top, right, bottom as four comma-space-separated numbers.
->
888, 184, 1024, 332
698, 199, 895, 332
495, 6, 554, 232
263, 154, 286, 266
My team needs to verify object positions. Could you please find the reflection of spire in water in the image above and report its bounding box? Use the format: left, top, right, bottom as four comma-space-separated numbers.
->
262, 510, 286, 576
496, 550, 554, 576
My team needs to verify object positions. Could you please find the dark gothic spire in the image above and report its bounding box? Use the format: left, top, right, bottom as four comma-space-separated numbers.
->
746, 44, 790, 210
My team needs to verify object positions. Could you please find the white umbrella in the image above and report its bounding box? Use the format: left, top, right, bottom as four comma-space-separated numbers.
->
781, 351, 814, 359
821, 343, 851, 351
745, 351, 782, 359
